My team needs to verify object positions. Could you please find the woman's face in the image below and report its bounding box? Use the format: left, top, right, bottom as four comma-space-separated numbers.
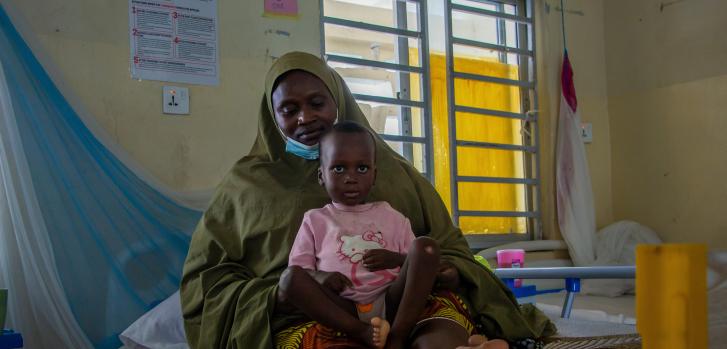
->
271, 70, 337, 146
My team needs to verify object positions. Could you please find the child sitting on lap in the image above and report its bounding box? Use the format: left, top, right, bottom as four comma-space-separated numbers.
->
279, 121, 440, 349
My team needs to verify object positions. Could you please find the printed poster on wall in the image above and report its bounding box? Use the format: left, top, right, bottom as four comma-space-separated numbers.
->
129, 0, 219, 86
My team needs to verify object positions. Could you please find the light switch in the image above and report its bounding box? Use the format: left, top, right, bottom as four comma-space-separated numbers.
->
581, 123, 593, 143
163, 86, 189, 115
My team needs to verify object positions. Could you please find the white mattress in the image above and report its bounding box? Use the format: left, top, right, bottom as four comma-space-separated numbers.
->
537, 305, 637, 338
534, 291, 635, 325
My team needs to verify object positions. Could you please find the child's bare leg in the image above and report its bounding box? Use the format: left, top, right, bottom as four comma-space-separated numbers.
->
278, 266, 380, 347
385, 237, 440, 348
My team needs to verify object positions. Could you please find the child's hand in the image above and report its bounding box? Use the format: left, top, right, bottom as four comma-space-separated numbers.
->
319, 271, 352, 294
435, 261, 461, 291
362, 249, 405, 271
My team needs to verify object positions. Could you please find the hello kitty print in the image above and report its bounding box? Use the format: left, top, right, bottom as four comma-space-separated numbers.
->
338, 230, 397, 287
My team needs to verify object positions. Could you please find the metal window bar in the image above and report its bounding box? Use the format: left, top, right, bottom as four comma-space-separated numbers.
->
495, 1, 507, 63
451, 3, 532, 24
395, 0, 414, 162
516, 0, 541, 239
462, 0, 521, 6
351, 94, 425, 108
457, 176, 538, 185
380, 134, 427, 144
453, 71, 535, 88
444, 0, 541, 244
452, 37, 533, 57
322, 16, 421, 38
320, 0, 434, 181
325, 54, 424, 74
454, 105, 533, 121
456, 140, 537, 153
459, 210, 539, 218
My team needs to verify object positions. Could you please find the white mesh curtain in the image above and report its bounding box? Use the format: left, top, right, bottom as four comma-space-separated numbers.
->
0, 52, 94, 349
0, 5, 213, 348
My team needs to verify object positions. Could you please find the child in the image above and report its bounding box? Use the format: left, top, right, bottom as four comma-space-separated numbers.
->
278, 121, 441, 349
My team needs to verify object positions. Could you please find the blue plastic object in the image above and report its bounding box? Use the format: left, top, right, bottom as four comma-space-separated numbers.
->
565, 277, 581, 292
0, 330, 23, 349
509, 284, 537, 298
502, 278, 564, 297
561, 278, 581, 318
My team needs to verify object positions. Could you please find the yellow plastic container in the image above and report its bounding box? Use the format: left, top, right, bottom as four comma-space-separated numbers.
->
636, 244, 707, 349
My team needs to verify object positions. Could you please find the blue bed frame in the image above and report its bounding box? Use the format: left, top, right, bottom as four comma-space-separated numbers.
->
493, 266, 636, 318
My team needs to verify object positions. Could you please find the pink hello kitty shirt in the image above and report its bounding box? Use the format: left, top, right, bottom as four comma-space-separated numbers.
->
288, 201, 415, 304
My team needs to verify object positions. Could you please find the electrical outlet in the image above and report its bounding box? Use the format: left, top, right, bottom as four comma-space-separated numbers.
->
581, 123, 593, 143
163, 86, 189, 115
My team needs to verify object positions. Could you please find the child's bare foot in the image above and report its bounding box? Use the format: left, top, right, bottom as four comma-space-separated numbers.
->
370, 317, 390, 348
488, 339, 509, 349
455, 334, 509, 349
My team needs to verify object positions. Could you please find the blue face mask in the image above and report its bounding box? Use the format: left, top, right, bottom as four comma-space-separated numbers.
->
285, 137, 320, 160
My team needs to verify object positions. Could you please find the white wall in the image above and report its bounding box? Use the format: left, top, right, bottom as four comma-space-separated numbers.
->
605, 0, 727, 248
2, 0, 321, 191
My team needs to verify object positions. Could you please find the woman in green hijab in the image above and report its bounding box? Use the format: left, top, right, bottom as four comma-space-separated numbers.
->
180, 52, 555, 349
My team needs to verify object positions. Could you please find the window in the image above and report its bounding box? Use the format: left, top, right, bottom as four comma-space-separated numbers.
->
321, 0, 433, 179
321, 0, 539, 249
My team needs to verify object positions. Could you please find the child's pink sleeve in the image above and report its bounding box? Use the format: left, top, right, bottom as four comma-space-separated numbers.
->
288, 213, 317, 270
398, 217, 416, 253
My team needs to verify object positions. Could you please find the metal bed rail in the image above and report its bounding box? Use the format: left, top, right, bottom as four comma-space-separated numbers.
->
493, 266, 636, 318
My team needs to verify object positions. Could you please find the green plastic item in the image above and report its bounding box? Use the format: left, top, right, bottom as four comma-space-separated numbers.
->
474, 255, 492, 270
0, 288, 6, 329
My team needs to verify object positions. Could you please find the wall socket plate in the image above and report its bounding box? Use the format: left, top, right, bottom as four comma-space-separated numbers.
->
163, 86, 189, 115
581, 122, 593, 143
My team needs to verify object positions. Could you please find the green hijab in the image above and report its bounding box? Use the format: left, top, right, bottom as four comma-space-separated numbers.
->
180, 51, 555, 349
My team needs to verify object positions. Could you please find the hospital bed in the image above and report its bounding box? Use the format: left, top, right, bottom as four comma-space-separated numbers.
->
118, 241, 727, 349
494, 265, 635, 318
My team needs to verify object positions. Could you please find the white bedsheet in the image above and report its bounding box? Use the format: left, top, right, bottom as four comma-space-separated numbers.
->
118, 291, 188, 349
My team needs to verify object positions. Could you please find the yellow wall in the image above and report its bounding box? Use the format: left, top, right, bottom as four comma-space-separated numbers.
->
535, 0, 613, 238
427, 54, 526, 234
1, 0, 321, 191
605, 0, 727, 249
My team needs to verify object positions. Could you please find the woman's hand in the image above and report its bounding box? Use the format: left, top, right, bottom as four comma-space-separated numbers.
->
309, 270, 352, 294
436, 261, 461, 291
363, 249, 406, 271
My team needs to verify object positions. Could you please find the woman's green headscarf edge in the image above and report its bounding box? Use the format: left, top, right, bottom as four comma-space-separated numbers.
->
264, 52, 345, 112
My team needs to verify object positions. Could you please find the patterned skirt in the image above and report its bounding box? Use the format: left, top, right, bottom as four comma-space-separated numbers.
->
274, 290, 475, 349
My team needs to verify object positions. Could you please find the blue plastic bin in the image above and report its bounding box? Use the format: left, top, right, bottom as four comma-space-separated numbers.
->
0, 329, 22, 349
